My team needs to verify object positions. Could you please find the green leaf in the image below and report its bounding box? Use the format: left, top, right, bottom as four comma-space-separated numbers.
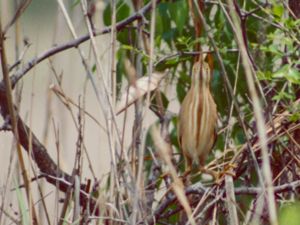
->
272, 5, 284, 18
272, 91, 295, 101
279, 202, 300, 225
103, 3, 112, 26
155, 8, 163, 36
117, 29, 136, 45
232, 123, 246, 145
165, 57, 179, 65
103, 0, 130, 26
170, 117, 179, 147
91, 64, 96, 73
15, 179, 29, 224
289, 112, 300, 123
169, 0, 188, 35
150, 91, 169, 114
121, 44, 134, 51
116, 49, 126, 98
175, 36, 192, 51
176, 72, 190, 103
257, 70, 272, 80
273, 65, 300, 84
260, 43, 283, 56
157, 3, 173, 46
158, 3, 171, 31
211, 69, 229, 116
156, 56, 189, 71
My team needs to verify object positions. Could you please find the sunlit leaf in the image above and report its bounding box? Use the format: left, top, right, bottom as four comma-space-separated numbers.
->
272, 91, 295, 101
279, 202, 300, 225
257, 70, 272, 80
273, 65, 300, 84
272, 5, 284, 18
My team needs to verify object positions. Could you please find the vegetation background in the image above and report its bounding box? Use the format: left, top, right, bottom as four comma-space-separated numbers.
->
0, 0, 299, 224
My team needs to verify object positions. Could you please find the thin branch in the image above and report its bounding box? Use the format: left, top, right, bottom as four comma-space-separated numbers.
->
225, 175, 239, 225
0, 1, 162, 219
50, 84, 106, 132
227, 1, 278, 224
155, 49, 238, 66
3, 0, 32, 33
235, 180, 300, 195
7, 0, 161, 89
144, 179, 300, 224
0, 16, 38, 225
196, 0, 265, 191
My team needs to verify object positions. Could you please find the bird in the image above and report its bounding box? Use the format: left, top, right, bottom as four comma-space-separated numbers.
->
177, 56, 218, 177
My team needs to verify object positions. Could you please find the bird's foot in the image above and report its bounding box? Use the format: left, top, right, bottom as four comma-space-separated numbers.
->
180, 169, 192, 185
209, 163, 237, 184
223, 163, 237, 176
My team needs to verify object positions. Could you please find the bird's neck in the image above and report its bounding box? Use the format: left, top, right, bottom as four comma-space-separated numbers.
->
192, 77, 210, 94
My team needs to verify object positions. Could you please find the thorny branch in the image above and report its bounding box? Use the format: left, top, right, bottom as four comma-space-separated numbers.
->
6, 0, 161, 89
0, 0, 161, 216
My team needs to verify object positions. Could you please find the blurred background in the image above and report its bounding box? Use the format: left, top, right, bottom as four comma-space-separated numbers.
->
1, 0, 112, 180
0, 2, 166, 222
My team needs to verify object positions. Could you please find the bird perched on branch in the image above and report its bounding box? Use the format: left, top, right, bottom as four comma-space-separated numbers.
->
178, 55, 217, 177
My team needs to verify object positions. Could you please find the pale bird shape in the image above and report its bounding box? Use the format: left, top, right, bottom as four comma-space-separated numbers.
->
178, 59, 217, 174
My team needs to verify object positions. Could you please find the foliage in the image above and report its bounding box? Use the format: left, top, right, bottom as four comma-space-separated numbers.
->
0, 0, 300, 224
105, 0, 300, 224
101, 0, 300, 223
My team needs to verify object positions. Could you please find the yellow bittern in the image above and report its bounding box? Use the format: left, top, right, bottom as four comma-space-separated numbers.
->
178, 57, 217, 176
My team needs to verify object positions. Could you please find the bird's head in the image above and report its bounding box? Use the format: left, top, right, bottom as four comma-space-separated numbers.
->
191, 59, 212, 87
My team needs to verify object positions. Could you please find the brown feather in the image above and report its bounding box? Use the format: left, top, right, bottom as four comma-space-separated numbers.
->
178, 59, 217, 170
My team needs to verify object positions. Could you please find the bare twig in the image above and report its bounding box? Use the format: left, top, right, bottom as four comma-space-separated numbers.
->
0, 1, 162, 222
7, 0, 162, 89
0, 17, 38, 225
3, 0, 32, 33
225, 175, 239, 225
50, 84, 106, 132
144, 179, 300, 224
